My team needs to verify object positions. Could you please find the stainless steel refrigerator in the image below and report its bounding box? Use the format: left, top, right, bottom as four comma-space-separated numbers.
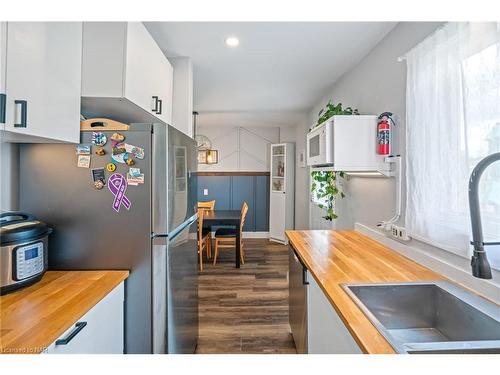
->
18, 123, 198, 354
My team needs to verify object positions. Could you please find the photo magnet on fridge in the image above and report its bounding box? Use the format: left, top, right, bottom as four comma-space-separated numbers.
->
124, 144, 145, 159
91, 168, 106, 185
77, 155, 91, 168
76, 144, 91, 155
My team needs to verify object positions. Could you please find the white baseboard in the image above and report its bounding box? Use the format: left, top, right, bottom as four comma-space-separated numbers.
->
242, 231, 269, 239
355, 223, 500, 303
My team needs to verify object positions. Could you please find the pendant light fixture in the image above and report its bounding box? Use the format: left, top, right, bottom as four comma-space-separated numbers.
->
193, 111, 219, 165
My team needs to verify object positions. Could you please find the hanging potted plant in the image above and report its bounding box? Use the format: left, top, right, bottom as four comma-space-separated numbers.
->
311, 170, 345, 221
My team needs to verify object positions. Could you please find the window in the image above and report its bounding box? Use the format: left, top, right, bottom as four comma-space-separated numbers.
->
405, 22, 500, 270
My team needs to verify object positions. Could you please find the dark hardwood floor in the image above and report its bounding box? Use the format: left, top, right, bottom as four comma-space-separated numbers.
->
196, 238, 296, 354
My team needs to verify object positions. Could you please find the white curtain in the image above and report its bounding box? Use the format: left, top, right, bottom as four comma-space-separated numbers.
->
405, 22, 500, 270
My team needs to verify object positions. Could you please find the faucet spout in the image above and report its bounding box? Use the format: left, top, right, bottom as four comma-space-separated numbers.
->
468, 152, 500, 279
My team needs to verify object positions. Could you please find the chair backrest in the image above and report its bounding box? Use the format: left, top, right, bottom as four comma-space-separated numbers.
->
198, 200, 216, 210
240, 202, 249, 234
197, 208, 204, 242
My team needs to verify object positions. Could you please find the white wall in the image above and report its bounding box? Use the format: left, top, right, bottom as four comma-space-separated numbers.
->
299, 22, 500, 290
197, 125, 280, 171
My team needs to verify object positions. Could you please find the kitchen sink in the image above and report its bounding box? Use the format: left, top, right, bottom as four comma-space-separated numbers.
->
342, 281, 500, 354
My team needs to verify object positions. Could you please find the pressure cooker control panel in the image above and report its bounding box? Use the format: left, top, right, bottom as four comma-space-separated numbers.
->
14, 242, 44, 280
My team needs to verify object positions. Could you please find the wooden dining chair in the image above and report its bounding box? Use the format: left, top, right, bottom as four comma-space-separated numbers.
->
197, 209, 211, 271
198, 200, 216, 210
213, 202, 249, 266
197, 200, 215, 258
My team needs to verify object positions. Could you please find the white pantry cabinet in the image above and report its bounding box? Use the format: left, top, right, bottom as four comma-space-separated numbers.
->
307, 276, 362, 354
269, 143, 295, 244
2, 22, 82, 143
81, 22, 173, 125
45, 281, 125, 354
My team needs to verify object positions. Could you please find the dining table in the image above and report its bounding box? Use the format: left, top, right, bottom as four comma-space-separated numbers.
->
202, 210, 242, 268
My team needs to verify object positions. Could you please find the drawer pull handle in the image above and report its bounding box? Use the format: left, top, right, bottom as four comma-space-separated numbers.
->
14, 100, 27, 128
55, 321, 87, 345
157, 99, 162, 115
152, 96, 159, 113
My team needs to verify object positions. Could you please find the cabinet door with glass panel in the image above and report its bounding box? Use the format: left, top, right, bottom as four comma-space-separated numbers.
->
271, 144, 287, 193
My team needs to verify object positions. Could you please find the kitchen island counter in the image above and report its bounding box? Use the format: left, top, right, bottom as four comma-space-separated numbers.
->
285, 230, 445, 354
0, 270, 129, 354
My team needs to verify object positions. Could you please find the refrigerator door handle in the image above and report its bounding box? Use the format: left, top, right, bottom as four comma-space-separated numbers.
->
152, 234, 168, 246
168, 214, 198, 242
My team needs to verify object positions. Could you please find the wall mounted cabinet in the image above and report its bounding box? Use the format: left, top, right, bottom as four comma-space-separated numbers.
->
307, 115, 391, 174
81, 22, 173, 125
1, 22, 82, 143
269, 143, 295, 243
0, 23, 6, 127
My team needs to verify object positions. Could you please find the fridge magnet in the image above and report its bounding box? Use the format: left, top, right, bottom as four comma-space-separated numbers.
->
92, 132, 107, 146
106, 162, 117, 172
110, 132, 125, 145
76, 144, 91, 155
124, 153, 135, 166
127, 172, 144, 186
91, 167, 106, 186
94, 180, 105, 190
124, 144, 145, 159
129, 167, 141, 177
112, 143, 126, 155
111, 152, 126, 164
77, 155, 91, 168
95, 147, 106, 156
108, 173, 131, 212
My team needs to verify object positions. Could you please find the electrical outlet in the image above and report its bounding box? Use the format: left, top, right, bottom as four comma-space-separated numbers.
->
203, 189, 208, 196
389, 224, 411, 242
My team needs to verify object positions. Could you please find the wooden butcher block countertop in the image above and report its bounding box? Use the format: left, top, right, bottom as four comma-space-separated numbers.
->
285, 230, 445, 354
0, 270, 129, 354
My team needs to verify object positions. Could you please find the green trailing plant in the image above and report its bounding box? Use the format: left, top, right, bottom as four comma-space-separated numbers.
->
310, 171, 345, 221
314, 100, 359, 128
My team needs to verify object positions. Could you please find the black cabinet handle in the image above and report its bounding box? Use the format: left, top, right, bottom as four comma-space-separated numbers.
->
152, 96, 159, 113
14, 100, 27, 128
157, 99, 162, 115
302, 267, 309, 285
55, 322, 87, 345
0, 93, 5, 124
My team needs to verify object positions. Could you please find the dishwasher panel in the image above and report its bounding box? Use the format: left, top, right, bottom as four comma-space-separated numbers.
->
288, 245, 308, 354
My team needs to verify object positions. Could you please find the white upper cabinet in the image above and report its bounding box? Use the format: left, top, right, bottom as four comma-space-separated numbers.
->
81, 22, 173, 125
2, 22, 82, 143
0, 22, 6, 128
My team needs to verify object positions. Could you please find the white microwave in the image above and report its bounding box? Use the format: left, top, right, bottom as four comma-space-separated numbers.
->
306, 119, 334, 166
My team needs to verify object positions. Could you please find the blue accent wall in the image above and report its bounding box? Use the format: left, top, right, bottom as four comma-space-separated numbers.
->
197, 174, 270, 232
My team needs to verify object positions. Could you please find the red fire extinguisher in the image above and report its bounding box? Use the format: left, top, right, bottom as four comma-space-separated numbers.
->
377, 112, 394, 155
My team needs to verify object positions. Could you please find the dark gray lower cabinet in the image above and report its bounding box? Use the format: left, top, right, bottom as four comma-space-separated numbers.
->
197, 174, 270, 232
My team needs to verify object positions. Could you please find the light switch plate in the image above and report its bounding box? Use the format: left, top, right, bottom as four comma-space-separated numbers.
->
203, 189, 208, 196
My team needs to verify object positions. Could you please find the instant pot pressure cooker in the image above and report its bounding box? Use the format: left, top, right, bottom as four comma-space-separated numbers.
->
0, 212, 52, 295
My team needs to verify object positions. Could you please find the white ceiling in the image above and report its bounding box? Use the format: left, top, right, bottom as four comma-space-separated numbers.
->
144, 22, 396, 127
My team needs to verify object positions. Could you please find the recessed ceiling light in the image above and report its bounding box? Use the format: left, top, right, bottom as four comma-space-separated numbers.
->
225, 36, 239, 47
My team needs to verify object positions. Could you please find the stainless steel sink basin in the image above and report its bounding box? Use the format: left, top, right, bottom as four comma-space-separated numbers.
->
342, 281, 500, 353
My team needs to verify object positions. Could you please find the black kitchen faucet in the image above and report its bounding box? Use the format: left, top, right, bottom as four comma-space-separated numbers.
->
469, 152, 500, 279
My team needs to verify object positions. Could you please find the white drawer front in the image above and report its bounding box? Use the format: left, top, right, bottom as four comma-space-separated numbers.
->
46, 282, 124, 354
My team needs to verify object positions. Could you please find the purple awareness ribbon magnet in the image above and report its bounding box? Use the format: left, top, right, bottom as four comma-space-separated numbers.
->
108, 173, 132, 212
